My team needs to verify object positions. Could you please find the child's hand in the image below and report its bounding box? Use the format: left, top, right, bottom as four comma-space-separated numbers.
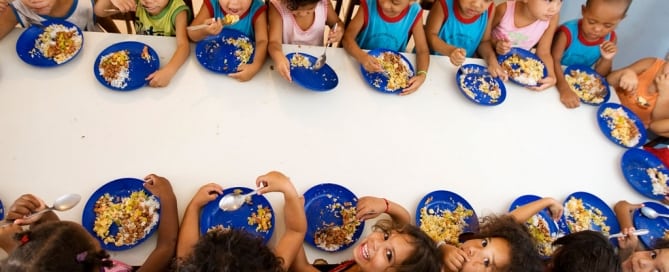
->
494, 39, 511, 56
655, 73, 669, 94
619, 69, 639, 93
110, 0, 136, 12
275, 56, 292, 82
6, 194, 46, 225
229, 63, 255, 82
400, 73, 426, 96
361, 55, 383, 73
328, 24, 343, 44
600, 41, 617, 60
355, 196, 388, 221
487, 61, 508, 81
190, 183, 223, 208
144, 174, 175, 199
449, 48, 466, 67
546, 198, 563, 221
0, 223, 22, 251
441, 244, 469, 272
617, 227, 640, 251
146, 68, 176, 88
559, 85, 580, 108
529, 76, 556, 91
255, 171, 296, 196
201, 18, 223, 36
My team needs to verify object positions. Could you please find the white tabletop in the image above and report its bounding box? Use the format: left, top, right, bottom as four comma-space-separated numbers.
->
0, 29, 645, 265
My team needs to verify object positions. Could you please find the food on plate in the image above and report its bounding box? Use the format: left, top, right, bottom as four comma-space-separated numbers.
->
419, 200, 474, 245
141, 45, 152, 62
564, 197, 610, 235
600, 107, 641, 147
525, 215, 554, 256
93, 190, 160, 246
247, 205, 272, 232
33, 23, 82, 64
290, 53, 311, 68
664, 230, 669, 240
225, 37, 253, 66
99, 50, 131, 88
207, 224, 231, 233
501, 54, 544, 85
459, 70, 502, 103
222, 14, 240, 25
565, 69, 607, 104
314, 201, 360, 251
376, 52, 411, 90
647, 167, 669, 196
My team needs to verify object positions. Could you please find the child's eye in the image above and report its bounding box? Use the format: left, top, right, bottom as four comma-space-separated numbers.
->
383, 232, 390, 240
481, 238, 489, 247
385, 249, 393, 261
650, 250, 657, 259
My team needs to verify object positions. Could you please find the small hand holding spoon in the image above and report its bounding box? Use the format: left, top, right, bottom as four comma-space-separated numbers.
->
0, 193, 81, 227
608, 228, 650, 239
218, 189, 259, 211
641, 206, 669, 219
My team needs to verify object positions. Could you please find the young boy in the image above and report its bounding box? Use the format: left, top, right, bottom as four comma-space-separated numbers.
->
552, 0, 632, 108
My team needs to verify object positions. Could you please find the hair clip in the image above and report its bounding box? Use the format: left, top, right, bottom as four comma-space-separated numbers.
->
19, 234, 29, 245
76, 251, 88, 263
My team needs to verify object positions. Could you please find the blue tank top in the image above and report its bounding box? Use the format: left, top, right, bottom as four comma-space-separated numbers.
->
559, 19, 614, 67
355, 0, 422, 52
435, 0, 491, 57
204, 0, 266, 38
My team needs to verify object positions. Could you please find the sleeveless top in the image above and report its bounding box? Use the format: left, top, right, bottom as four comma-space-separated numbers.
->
203, 0, 267, 37
270, 0, 327, 46
558, 19, 615, 67
315, 260, 357, 272
135, 0, 190, 36
10, 0, 97, 31
491, 0, 549, 50
355, 0, 422, 52
435, 0, 492, 57
617, 59, 666, 127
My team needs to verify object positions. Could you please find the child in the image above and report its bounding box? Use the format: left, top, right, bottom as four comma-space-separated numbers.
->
552, 0, 631, 108
176, 171, 306, 271
0, 174, 179, 272
94, 0, 191, 87
290, 196, 444, 272
187, 0, 268, 82
267, 0, 344, 82
491, 0, 562, 91
614, 200, 669, 272
424, 0, 506, 79
607, 56, 669, 137
0, 0, 98, 40
341, 0, 429, 95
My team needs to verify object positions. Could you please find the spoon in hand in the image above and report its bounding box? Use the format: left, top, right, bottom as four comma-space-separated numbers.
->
641, 206, 669, 219
218, 189, 260, 211
0, 193, 81, 227
313, 23, 337, 71
608, 228, 650, 239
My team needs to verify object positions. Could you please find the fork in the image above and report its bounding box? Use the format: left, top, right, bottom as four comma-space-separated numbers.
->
312, 23, 337, 70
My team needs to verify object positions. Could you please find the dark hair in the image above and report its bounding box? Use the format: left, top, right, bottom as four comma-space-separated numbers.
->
178, 228, 284, 272
585, 0, 633, 17
549, 230, 621, 272
371, 219, 443, 272
653, 238, 669, 249
467, 215, 544, 272
0, 221, 113, 272
283, 0, 319, 11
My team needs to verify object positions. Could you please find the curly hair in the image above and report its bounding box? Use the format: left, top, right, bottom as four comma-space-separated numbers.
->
178, 228, 284, 272
467, 215, 544, 272
653, 238, 669, 249
282, 0, 320, 11
371, 219, 443, 272
549, 230, 621, 272
0, 221, 113, 272
585, 0, 633, 17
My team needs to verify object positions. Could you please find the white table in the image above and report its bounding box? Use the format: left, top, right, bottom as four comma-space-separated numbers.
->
0, 29, 645, 265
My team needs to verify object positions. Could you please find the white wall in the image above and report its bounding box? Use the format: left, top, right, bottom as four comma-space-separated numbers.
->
558, 0, 669, 69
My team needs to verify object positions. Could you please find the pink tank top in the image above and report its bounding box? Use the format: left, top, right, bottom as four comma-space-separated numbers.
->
270, 0, 327, 46
492, 0, 549, 50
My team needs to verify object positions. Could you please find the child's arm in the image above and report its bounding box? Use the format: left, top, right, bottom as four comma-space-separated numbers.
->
342, 5, 383, 73
551, 29, 580, 108
440, 243, 468, 272
613, 200, 644, 259
267, 3, 291, 82
325, 1, 344, 44
508, 197, 562, 223
229, 8, 268, 81
0, 224, 21, 254
94, 0, 136, 17
490, 2, 510, 56
6, 194, 59, 226
476, 7, 506, 80
650, 74, 669, 137
289, 246, 320, 272
187, 1, 223, 42
607, 58, 654, 94
594, 38, 617, 76
355, 196, 411, 226
138, 174, 179, 272
146, 10, 190, 87
424, 1, 465, 66
529, 13, 560, 91
0, 8, 19, 40
401, 13, 429, 96
176, 183, 223, 262
256, 171, 306, 270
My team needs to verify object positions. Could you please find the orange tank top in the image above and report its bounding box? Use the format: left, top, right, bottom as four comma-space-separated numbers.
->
617, 59, 666, 127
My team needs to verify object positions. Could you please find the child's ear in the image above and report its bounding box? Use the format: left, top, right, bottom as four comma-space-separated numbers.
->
580, 4, 586, 15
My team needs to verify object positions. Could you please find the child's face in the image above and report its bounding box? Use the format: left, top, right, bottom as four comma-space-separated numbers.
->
140, 0, 169, 15
621, 249, 669, 272
579, 0, 625, 41
525, 0, 562, 21
456, 0, 494, 19
377, 0, 410, 18
219, 0, 252, 16
458, 237, 511, 272
21, 0, 56, 15
352, 230, 415, 272
290, 2, 317, 18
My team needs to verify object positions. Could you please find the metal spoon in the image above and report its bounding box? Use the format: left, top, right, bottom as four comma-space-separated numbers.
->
641, 206, 669, 219
313, 23, 337, 71
608, 228, 650, 239
218, 189, 259, 211
0, 193, 81, 227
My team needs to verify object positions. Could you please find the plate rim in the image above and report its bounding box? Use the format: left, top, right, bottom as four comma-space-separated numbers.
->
455, 63, 507, 106
596, 102, 648, 148
285, 52, 339, 92
414, 189, 479, 234
497, 47, 547, 87
563, 64, 611, 106
195, 28, 255, 75
621, 148, 669, 200
15, 19, 84, 67
360, 48, 415, 94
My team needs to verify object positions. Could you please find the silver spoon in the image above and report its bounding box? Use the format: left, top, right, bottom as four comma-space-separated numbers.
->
218, 189, 259, 211
608, 228, 649, 239
641, 206, 669, 219
313, 23, 337, 71
0, 193, 81, 227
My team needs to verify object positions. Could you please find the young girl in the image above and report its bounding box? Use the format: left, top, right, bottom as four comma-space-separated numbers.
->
341, 0, 429, 95
0, 0, 98, 40
614, 200, 669, 272
552, 0, 631, 108
187, 0, 268, 82
0, 174, 179, 272
491, 0, 562, 91
424, 0, 505, 79
607, 56, 669, 138
176, 171, 306, 271
94, 0, 191, 87
268, 0, 344, 82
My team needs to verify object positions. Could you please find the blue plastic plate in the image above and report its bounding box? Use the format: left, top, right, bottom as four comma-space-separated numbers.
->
633, 201, 669, 248
303, 183, 364, 252
622, 148, 669, 200
286, 52, 338, 91
596, 103, 647, 148
16, 20, 83, 67
561, 192, 619, 237
508, 194, 559, 257
93, 41, 160, 91
456, 64, 506, 106
195, 29, 255, 74
199, 186, 275, 243
360, 48, 414, 94
0, 199, 4, 220
415, 190, 479, 242
82, 177, 160, 251
497, 47, 547, 87
564, 65, 610, 106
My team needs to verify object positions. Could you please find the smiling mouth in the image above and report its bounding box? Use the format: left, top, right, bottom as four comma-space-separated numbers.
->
362, 243, 370, 260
